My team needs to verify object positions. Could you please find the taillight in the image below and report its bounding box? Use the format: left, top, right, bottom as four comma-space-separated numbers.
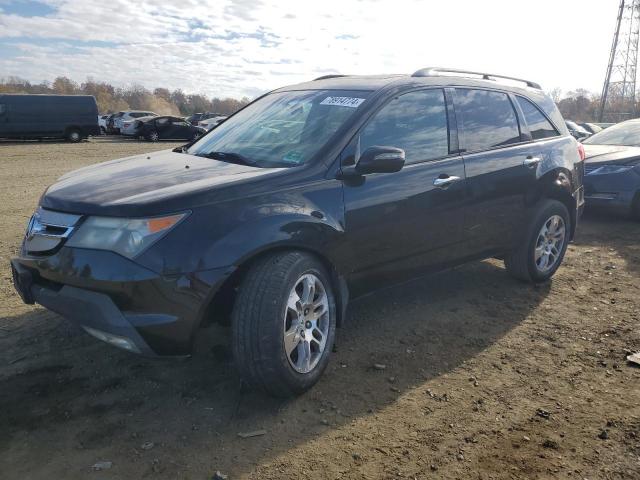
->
577, 143, 586, 161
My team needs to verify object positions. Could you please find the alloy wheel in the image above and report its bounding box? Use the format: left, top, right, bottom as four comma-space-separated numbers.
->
534, 215, 566, 273
283, 273, 330, 374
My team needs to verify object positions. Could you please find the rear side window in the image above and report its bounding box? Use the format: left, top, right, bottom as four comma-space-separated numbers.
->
455, 89, 521, 152
516, 96, 558, 140
360, 89, 449, 164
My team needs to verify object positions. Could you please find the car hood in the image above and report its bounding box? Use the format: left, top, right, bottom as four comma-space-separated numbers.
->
41, 149, 285, 216
583, 144, 640, 166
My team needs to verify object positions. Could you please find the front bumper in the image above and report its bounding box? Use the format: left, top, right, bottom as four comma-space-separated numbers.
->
11, 247, 233, 356
583, 167, 640, 214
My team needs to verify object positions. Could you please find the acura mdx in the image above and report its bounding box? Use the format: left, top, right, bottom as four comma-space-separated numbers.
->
11, 68, 585, 396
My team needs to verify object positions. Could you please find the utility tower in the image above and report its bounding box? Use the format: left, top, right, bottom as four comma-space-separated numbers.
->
599, 0, 640, 122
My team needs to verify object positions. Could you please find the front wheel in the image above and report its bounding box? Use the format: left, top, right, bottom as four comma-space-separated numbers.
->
231, 251, 336, 397
66, 129, 82, 143
505, 199, 571, 283
146, 131, 159, 142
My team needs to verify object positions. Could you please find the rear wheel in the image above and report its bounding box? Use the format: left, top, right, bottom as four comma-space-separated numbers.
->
146, 131, 159, 142
66, 129, 82, 143
505, 199, 570, 283
231, 251, 336, 397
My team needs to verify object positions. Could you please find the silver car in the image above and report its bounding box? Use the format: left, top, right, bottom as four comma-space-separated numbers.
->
198, 116, 227, 131
117, 111, 157, 135
121, 115, 155, 136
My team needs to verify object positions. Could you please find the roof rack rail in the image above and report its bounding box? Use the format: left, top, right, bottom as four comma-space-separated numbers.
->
313, 74, 348, 81
411, 67, 542, 90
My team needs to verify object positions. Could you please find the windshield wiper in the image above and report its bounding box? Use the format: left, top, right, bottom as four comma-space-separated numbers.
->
195, 151, 258, 166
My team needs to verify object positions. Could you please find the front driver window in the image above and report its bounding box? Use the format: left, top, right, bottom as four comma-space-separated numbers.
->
359, 89, 449, 164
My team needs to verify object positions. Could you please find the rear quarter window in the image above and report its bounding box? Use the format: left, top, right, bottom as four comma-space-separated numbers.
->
455, 88, 521, 152
516, 96, 559, 140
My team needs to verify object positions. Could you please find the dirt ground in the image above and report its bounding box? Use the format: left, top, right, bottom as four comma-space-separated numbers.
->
0, 137, 639, 479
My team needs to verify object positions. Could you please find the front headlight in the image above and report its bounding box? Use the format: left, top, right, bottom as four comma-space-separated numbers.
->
66, 213, 188, 259
587, 164, 635, 175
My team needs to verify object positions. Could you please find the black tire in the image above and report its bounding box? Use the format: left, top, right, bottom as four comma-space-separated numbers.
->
231, 251, 337, 397
66, 128, 82, 143
146, 131, 159, 142
505, 199, 571, 283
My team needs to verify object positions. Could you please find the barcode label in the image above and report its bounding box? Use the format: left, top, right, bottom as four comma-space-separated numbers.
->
320, 96, 366, 108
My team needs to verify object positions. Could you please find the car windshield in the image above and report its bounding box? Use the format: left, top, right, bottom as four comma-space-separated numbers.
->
583, 121, 640, 146
187, 89, 370, 168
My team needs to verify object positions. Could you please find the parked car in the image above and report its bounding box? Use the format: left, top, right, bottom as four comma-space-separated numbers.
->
134, 115, 206, 141
11, 68, 584, 397
113, 111, 157, 134
581, 119, 640, 219
566, 120, 591, 140
580, 123, 603, 135
187, 112, 224, 124
198, 116, 227, 131
106, 112, 122, 134
97, 115, 109, 134
121, 115, 154, 136
593, 122, 616, 129
0, 94, 99, 142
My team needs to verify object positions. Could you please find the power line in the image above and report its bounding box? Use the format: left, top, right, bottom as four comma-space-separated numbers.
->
599, 0, 640, 122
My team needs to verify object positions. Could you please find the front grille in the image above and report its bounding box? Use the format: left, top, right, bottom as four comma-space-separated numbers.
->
23, 207, 82, 255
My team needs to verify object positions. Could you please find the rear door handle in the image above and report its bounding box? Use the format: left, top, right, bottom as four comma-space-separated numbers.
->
524, 156, 542, 167
433, 175, 462, 188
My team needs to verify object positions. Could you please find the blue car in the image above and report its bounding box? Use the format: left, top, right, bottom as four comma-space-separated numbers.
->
582, 119, 640, 219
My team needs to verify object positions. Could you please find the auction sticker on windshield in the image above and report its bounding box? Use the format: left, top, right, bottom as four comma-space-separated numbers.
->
320, 96, 366, 108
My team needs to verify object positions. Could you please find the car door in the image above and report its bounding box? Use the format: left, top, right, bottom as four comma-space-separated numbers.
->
0, 101, 9, 136
154, 117, 171, 138
341, 88, 467, 294
170, 117, 192, 139
452, 87, 540, 255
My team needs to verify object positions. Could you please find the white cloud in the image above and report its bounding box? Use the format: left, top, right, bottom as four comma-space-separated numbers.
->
0, 0, 618, 98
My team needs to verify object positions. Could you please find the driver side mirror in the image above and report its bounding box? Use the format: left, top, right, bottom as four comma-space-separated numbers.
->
340, 146, 405, 178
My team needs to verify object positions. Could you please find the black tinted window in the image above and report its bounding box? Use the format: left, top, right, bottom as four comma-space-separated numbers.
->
517, 96, 558, 140
360, 89, 449, 164
456, 89, 521, 151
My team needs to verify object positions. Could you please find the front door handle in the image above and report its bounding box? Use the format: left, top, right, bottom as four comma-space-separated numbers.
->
524, 156, 542, 167
433, 175, 462, 188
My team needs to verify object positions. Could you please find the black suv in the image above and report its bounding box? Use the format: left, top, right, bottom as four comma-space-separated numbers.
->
11, 68, 584, 396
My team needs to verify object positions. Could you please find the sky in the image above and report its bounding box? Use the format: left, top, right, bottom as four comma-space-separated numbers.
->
0, 0, 619, 99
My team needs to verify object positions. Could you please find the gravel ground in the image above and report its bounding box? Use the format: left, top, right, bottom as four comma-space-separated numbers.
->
0, 137, 639, 479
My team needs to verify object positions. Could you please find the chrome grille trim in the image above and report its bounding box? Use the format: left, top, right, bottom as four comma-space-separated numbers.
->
24, 207, 82, 254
